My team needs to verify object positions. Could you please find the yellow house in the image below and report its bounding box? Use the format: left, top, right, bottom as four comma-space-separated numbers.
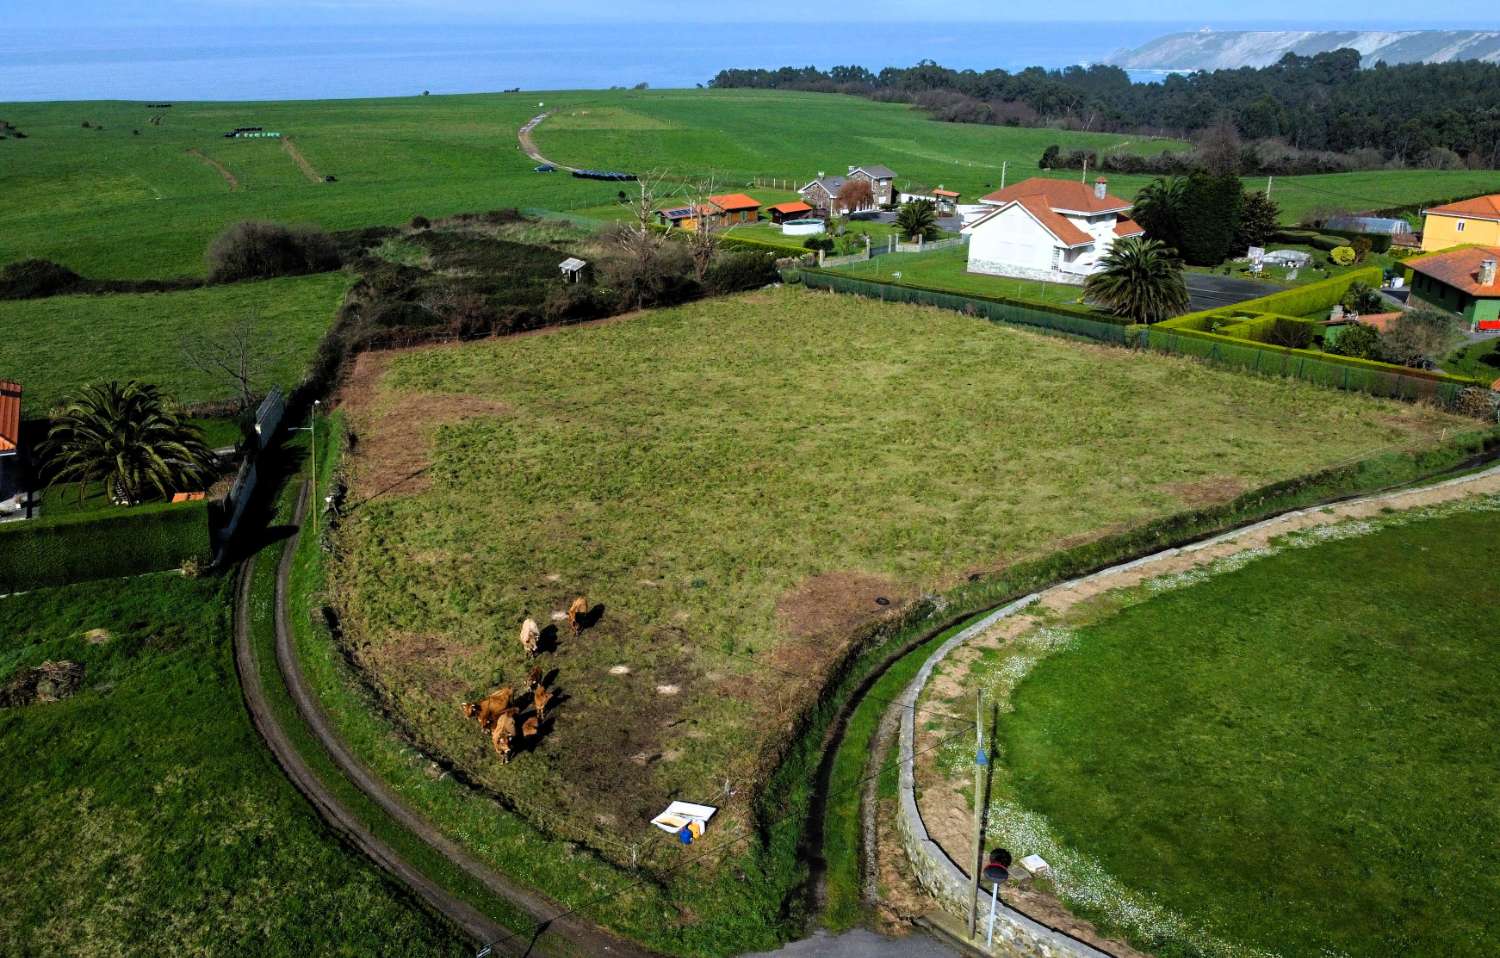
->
1421, 194, 1500, 252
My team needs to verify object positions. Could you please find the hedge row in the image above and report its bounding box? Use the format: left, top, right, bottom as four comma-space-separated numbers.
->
0, 499, 211, 593
795, 266, 1132, 325
1226, 267, 1383, 319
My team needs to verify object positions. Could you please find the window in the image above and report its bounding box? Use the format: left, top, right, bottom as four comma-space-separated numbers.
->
1457, 221, 1466, 232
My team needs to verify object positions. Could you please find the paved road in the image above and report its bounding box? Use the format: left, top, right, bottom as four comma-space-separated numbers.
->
742, 928, 963, 958
1183, 273, 1282, 311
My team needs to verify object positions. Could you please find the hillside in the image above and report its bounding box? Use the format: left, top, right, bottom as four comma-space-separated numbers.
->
1111, 29, 1500, 71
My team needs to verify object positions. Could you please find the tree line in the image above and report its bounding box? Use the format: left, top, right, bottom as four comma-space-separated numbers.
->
710, 51, 1500, 169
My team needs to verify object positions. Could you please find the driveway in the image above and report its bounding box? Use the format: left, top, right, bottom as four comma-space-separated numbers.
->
1183, 273, 1283, 312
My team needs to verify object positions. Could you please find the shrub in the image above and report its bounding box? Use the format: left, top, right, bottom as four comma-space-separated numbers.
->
205, 221, 341, 283
0, 499, 211, 593
704, 250, 779, 296
1330, 246, 1356, 266
1340, 281, 1384, 314
1327, 322, 1384, 360
543, 283, 616, 324
1380, 306, 1467, 368
802, 236, 835, 253
1309, 234, 1346, 252
409, 215, 431, 230
0, 258, 84, 299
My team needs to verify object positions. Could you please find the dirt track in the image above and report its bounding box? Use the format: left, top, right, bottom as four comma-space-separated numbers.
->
187, 148, 239, 190
518, 111, 577, 172
233, 480, 656, 958
281, 136, 324, 183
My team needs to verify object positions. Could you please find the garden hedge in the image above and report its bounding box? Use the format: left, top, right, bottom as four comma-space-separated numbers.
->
1229, 267, 1384, 319
0, 499, 211, 593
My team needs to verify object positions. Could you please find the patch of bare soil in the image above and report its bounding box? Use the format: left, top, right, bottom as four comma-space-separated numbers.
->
1159, 475, 1248, 508
0, 660, 85, 708
281, 135, 324, 183
340, 351, 513, 497
359, 633, 481, 700
776, 571, 904, 641
186, 148, 238, 190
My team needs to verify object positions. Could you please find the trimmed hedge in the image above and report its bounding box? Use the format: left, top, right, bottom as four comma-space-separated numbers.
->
1228, 267, 1384, 319
0, 499, 211, 593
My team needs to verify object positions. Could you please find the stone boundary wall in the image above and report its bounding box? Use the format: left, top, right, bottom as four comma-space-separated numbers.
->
966, 258, 1086, 286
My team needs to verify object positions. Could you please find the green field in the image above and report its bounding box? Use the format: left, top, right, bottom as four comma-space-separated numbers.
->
993, 500, 1500, 958
0, 573, 466, 956
0, 272, 348, 414
7, 89, 1495, 281
331, 284, 1460, 895
829, 244, 1090, 306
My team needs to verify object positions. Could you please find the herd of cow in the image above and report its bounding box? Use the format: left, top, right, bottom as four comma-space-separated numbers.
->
460, 596, 590, 764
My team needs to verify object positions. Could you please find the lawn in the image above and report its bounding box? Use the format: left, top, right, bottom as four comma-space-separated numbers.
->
1446, 336, 1500, 380
0, 573, 467, 956
331, 284, 1461, 906
984, 500, 1500, 958
0, 272, 349, 415
829, 243, 1091, 307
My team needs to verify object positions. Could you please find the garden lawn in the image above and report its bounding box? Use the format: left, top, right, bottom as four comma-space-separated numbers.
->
830, 243, 1091, 307
0, 272, 349, 415
1001, 503, 1500, 958
0, 573, 466, 956
332, 284, 1461, 893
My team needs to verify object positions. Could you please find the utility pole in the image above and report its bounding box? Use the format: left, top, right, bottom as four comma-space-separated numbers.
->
967, 689, 987, 938
1000, 160, 1008, 191
310, 399, 321, 536
1266, 175, 1274, 199
1081, 154, 1088, 184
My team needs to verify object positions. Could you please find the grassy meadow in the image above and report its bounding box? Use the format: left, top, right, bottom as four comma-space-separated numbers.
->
331, 284, 1462, 879
961, 499, 1500, 958
0, 573, 467, 956
0, 272, 349, 414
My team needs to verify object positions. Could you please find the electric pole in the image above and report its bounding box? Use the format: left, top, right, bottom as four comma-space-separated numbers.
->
967, 689, 986, 937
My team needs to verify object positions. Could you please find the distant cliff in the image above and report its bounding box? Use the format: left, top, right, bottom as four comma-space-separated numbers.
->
1109, 30, 1500, 71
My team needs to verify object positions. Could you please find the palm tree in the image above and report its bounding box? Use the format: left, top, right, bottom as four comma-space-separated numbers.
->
1130, 176, 1187, 248
1083, 236, 1191, 324
43, 381, 216, 505
895, 199, 939, 241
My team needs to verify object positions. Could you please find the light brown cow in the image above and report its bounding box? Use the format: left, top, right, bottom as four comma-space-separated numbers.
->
532, 684, 553, 719
461, 686, 513, 731
519, 617, 541, 658
491, 707, 521, 762
566, 596, 589, 636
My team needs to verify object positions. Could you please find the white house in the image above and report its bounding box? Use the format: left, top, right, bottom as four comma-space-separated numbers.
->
963, 177, 1143, 285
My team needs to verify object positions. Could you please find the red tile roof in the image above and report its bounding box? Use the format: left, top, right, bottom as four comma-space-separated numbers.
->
979, 177, 1131, 214
768, 201, 812, 215
709, 193, 760, 211
1114, 218, 1145, 237
1013, 195, 1093, 247
932, 188, 960, 197
1424, 194, 1500, 222
1353, 312, 1402, 332
1407, 245, 1500, 297
0, 381, 19, 454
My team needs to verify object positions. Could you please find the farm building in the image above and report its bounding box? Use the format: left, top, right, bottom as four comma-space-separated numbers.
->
707, 193, 761, 224
1406, 245, 1500, 330
964, 177, 1142, 285
0, 380, 22, 516
846, 165, 898, 206
657, 194, 761, 230
768, 201, 814, 224
1420, 194, 1500, 252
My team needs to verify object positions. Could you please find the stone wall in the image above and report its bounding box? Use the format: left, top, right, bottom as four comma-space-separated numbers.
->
966, 257, 1085, 286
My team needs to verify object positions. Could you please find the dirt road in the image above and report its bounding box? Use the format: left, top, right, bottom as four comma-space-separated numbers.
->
518, 111, 577, 172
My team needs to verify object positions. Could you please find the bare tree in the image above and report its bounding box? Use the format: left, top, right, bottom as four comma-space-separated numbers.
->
834, 177, 874, 214
182, 312, 283, 413
680, 177, 724, 283
605, 170, 687, 310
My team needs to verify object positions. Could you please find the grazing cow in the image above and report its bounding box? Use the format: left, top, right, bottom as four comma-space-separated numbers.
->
526, 666, 544, 692
461, 686, 513, 731
532, 683, 553, 719
519, 617, 541, 658
566, 596, 589, 636
491, 707, 520, 762
521, 715, 539, 740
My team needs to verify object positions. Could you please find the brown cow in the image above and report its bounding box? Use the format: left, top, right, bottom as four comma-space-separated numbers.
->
491, 707, 521, 762
461, 686, 513, 731
526, 666, 544, 692
566, 596, 589, 636
532, 683, 553, 719
519, 617, 541, 658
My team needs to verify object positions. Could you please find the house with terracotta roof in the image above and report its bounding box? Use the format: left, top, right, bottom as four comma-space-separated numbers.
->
898, 185, 961, 215
707, 193, 760, 225
0, 380, 23, 514
963, 177, 1143, 284
656, 193, 762, 231
1406, 245, 1500, 330
1420, 194, 1500, 252
767, 201, 814, 224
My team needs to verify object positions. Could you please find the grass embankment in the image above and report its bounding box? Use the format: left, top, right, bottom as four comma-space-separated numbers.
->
331, 284, 1462, 912
0, 572, 467, 955
0, 272, 349, 414
1000, 501, 1500, 957
828, 243, 1090, 306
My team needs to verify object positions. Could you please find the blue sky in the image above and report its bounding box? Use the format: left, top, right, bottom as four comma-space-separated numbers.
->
12, 1, 1500, 27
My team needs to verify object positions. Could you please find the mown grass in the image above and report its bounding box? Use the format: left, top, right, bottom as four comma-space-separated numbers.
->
999, 501, 1500, 958
829, 243, 1090, 306
0, 572, 468, 956
0, 272, 349, 415
332, 284, 1462, 910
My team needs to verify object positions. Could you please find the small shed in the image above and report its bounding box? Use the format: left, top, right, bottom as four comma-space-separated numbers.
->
768, 201, 814, 224
559, 257, 589, 283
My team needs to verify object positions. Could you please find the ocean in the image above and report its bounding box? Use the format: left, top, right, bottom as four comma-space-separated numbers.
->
0, 22, 1193, 103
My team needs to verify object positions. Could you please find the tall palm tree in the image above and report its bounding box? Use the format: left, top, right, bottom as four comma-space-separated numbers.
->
1083, 236, 1191, 324
43, 381, 216, 505
1130, 176, 1187, 248
895, 199, 939, 241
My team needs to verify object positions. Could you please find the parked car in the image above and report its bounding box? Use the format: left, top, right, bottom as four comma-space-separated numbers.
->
534, 164, 556, 173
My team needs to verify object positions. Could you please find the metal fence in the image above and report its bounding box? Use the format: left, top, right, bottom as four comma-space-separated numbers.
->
798, 269, 1132, 345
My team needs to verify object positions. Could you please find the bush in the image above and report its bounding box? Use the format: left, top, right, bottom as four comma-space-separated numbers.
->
409, 215, 431, 230
704, 250, 779, 296
0, 259, 84, 299
1331, 246, 1356, 266
0, 500, 211, 593
802, 236, 835, 253
1328, 322, 1384, 360
1309, 234, 1346, 252
1340, 281, 1384, 314
205, 221, 342, 283
1380, 306, 1467, 369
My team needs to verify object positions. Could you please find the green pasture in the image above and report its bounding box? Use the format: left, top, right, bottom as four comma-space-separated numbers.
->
828, 243, 1089, 306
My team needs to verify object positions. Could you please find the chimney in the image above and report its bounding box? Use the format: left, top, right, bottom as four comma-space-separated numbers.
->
1481, 258, 1498, 286
1094, 177, 1108, 201
848, 165, 856, 174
